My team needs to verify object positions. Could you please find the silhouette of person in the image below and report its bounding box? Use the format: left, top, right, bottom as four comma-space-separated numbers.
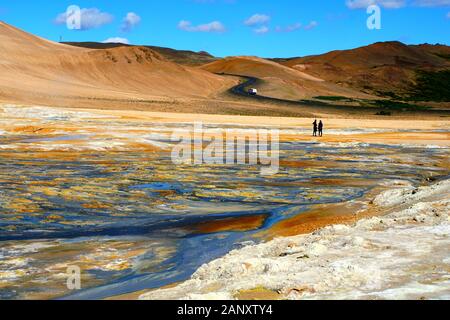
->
313, 120, 318, 137
318, 120, 323, 137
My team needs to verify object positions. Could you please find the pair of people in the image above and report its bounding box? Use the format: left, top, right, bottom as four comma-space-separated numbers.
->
313, 120, 324, 137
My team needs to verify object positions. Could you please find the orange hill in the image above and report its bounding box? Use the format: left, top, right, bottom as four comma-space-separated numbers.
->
201, 56, 372, 100
0, 22, 233, 106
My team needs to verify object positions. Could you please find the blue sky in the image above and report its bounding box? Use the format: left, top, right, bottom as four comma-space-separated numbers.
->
0, 0, 449, 58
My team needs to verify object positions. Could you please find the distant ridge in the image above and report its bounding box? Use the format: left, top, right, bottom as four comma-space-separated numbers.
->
274, 41, 450, 96
63, 42, 217, 66
62, 39, 450, 98
201, 55, 374, 100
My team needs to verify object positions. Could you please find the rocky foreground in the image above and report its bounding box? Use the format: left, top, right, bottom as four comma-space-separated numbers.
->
140, 180, 450, 300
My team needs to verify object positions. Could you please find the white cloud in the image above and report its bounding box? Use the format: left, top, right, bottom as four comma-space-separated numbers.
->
275, 23, 302, 33
178, 20, 226, 32
447, 11, 450, 18
121, 12, 141, 32
244, 14, 271, 26
304, 21, 319, 30
55, 8, 113, 30
103, 37, 130, 44
413, 0, 450, 6
346, 0, 406, 9
254, 25, 270, 34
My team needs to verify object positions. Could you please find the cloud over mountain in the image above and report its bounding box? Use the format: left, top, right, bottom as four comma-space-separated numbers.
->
121, 12, 141, 32
178, 20, 226, 32
103, 37, 130, 44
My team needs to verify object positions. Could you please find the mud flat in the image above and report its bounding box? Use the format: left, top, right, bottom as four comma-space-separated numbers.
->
140, 179, 450, 300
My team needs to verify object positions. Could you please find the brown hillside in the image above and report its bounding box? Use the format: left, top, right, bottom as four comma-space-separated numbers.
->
0, 22, 232, 106
278, 41, 450, 95
63, 42, 218, 66
412, 44, 450, 59
201, 56, 372, 100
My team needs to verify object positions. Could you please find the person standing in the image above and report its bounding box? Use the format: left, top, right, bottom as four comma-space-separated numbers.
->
318, 120, 324, 137
313, 120, 318, 137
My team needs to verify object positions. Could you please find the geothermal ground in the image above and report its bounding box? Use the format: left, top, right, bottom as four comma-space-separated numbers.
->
0, 104, 448, 300
140, 180, 450, 300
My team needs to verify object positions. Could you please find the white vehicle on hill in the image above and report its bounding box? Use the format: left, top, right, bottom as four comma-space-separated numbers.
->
248, 88, 258, 96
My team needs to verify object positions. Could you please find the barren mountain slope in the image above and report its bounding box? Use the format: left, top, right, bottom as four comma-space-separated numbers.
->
63, 41, 218, 66
278, 41, 450, 95
202, 56, 372, 100
0, 22, 233, 106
